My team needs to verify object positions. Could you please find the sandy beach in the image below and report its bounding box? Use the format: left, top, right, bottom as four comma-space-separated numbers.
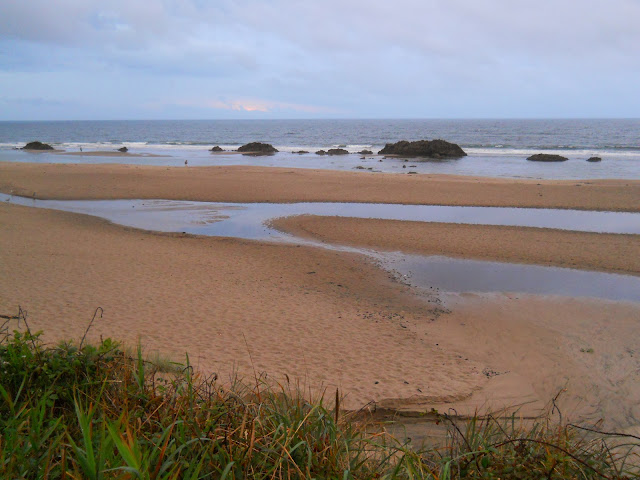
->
0, 202, 483, 410
1, 163, 639, 432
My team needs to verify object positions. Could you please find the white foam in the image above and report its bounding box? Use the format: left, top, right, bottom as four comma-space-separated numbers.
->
466, 147, 640, 159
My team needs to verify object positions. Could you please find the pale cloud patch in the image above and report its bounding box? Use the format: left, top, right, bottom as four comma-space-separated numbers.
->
175, 98, 342, 114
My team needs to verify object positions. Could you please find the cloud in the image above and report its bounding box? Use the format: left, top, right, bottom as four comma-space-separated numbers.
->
172, 97, 342, 114
1, 0, 639, 119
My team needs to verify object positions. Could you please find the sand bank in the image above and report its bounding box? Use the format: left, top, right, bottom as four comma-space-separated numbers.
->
1, 163, 638, 211
271, 216, 640, 276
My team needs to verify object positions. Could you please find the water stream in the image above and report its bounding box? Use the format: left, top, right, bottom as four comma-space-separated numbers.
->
3, 194, 639, 302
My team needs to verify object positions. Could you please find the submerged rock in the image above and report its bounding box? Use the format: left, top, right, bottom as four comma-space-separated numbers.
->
237, 142, 278, 154
358, 150, 373, 155
293, 150, 309, 154
527, 153, 568, 162
210, 145, 224, 152
378, 139, 466, 158
118, 147, 128, 153
326, 148, 349, 155
315, 150, 327, 155
22, 141, 53, 150
587, 156, 602, 162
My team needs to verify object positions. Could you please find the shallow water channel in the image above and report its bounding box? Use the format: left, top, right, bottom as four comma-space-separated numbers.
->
4, 194, 640, 302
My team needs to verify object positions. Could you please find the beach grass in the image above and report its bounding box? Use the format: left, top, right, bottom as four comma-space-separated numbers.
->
1, 308, 638, 479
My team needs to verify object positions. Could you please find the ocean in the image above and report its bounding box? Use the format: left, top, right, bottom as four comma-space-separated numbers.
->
1, 119, 639, 179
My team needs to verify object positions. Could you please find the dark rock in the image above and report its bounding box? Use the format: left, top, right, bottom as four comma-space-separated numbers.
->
326, 148, 349, 155
237, 142, 278, 154
210, 146, 224, 152
293, 150, 309, 154
118, 147, 128, 153
22, 141, 53, 150
587, 156, 602, 162
358, 150, 373, 155
315, 150, 327, 155
527, 153, 568, 162
378, 139, 466, 158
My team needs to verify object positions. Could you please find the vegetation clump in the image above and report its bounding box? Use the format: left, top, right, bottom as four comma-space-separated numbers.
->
1, 307, 638, 479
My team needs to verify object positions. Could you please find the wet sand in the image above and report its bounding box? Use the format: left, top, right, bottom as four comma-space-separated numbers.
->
1, 163, 640, 431
1, 163, 639, 211
56, 151, 168, 157
271, 216, 640, 276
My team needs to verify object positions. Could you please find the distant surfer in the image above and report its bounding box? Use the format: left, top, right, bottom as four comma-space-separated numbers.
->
80, 146, 83, 152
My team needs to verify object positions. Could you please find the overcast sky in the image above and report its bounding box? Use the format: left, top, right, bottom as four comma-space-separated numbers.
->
1, 0, 639, 120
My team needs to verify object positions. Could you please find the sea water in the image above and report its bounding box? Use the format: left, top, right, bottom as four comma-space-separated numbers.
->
1, 119, 639, 179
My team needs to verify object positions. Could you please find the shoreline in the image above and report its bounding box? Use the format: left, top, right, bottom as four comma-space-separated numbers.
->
1, 163, 639, 211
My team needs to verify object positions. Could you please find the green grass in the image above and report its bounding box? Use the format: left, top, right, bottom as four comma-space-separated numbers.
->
1, 308, 638, 479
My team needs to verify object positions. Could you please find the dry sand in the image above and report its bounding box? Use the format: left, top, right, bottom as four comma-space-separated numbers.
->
1, 163, 639, 431
271, 216, 640, 276
1, 163, 639, 211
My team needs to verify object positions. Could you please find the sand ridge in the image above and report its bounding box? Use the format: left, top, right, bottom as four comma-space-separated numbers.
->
1, 163, 639, 211
271, 215, 640, 276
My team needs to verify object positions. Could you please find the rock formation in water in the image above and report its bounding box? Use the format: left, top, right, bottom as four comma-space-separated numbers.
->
378, 139, 466, 158
22, 141, 54, 150
326, 148, 349, 155
210, 146, 224, 152
118, 147, 128, 153
237, 142, 278, 154
358, 150, 373, 155
315, 150, 327, 155
527, 153, 568, 162
586, 156, 602, 162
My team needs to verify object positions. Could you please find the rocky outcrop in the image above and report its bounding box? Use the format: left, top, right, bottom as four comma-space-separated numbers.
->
326, 148, 349, 155
22, 141, 54, 150
378, 139, 466, 158
118, 147, 128, 153
527, 153, 568, 162
315, 150, 327, 155
587, 156, 602, 162
293, 150, 309, 154
237, 142, 278, 154
358, 150, 373, 155
210, 146, 224, 152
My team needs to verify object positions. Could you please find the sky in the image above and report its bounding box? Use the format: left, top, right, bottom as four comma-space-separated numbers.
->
1, 0, 639, 120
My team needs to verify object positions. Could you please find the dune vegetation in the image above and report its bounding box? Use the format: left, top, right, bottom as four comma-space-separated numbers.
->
1, 307, 638, 479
